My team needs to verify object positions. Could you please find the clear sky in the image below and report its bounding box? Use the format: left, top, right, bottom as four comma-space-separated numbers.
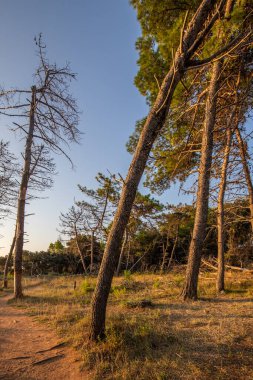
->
0, 0, 191, 255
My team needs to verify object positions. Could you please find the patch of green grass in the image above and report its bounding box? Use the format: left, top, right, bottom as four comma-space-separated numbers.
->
79, 279, 94, 294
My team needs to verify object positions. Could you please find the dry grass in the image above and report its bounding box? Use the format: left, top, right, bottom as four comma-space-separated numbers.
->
5, 270, 253, 380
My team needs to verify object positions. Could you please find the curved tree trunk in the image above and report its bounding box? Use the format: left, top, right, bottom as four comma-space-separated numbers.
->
3, 228, 16, 288
182, 60, 222, 301
89, 0, 221, 341
14, 86, 36, 299
216, 126, 233, 292
235, 127, 253, 233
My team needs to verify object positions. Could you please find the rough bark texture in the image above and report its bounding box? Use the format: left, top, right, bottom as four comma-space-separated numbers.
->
3, 231, 16, 288
235, 127, 253, 232
89, 0, 221, 341
217, 127, 232, 292
182, 60, 222, 301
14, 86, 36, 299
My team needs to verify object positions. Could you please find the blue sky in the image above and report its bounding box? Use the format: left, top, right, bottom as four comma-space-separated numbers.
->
0, 0, 191, 254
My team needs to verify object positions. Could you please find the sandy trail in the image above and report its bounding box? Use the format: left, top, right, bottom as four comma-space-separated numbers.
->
0, 294, 87, 380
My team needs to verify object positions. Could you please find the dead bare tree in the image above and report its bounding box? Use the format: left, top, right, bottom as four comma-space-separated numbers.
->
0, 35, 80, 298
59, 205, 88, 273
0, 141, 19, 288
2, 227, 16, 288
0, 140, 18, 218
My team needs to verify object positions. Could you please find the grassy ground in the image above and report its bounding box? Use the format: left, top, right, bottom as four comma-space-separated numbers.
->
3, 270, 253, 380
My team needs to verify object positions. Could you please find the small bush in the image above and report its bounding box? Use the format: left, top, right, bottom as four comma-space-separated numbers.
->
80, 279, 94, 294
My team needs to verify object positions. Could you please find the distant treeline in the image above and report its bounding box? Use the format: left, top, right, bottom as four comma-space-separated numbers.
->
1, 200, 252, 276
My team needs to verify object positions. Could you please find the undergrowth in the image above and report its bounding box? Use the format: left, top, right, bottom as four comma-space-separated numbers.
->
3, 271, 253, 380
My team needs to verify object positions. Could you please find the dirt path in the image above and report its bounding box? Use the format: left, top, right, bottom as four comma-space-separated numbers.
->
0, 294, 87, 380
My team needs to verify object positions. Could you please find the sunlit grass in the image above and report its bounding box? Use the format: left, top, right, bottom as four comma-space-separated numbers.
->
4, 270, 253, 379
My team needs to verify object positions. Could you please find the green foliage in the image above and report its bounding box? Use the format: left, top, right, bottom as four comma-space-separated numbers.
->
112, 286, 127, 299
152, 279, 161, 289
80, 279, 94, 294
21, 251, 84, 275
48, 240, 64, 254
128, 0, 251, 195
123, 270, 132, 280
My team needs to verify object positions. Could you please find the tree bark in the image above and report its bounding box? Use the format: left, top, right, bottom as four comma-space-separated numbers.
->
216, 126, 233, 292
182, 60, 222, 301
235, 127, 253, 233
14, 86, 36, 299
126, 240, 131, 270
89, 0, 222, 341
116, 229, 128, 276
167, 225, 179, 270
160, 232, 170, 273
3, 228, 16, 288
90, 231, 95, 272
74, 227, 87, 274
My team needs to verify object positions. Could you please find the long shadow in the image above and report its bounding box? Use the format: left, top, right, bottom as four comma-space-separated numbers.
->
103, 313, 253, 380
23, 277, 54, 290
199, 296, 253, 303
7, 293, 69, 306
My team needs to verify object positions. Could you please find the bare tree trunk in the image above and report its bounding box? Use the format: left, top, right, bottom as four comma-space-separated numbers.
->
160, 232, 170, 273
116, 229, 128, 276
74, 227, 87, 274
235, 127, 253, 232
182, 61, 222, 301
89, 1, 221, 341
14, 86, 36, 299
216, 127, 232, 292
3, 228, 16, 288
167, 225, 179, 270
90, 231, 95, 272
126, 240, 131, 270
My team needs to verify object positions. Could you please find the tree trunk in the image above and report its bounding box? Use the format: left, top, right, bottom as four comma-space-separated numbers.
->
3, 228, 16, 288
90, 231, 95, 272
126, 240, 131, 270
160, 232, 170, 273
116, 229, 128, 276
182, 60, 222, 301
167, 225, 179, 270
74, 227, 87, 274
216, 126, 232, 292
235, 127, 253, 233
89, 0, 221, 341
13, 86, 36, 299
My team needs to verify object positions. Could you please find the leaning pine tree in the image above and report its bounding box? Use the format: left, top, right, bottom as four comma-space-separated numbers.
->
88, 0, 246, 341
182, 60, 223, 300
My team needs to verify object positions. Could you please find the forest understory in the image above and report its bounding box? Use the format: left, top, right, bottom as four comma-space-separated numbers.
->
1, 270, 252, 380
